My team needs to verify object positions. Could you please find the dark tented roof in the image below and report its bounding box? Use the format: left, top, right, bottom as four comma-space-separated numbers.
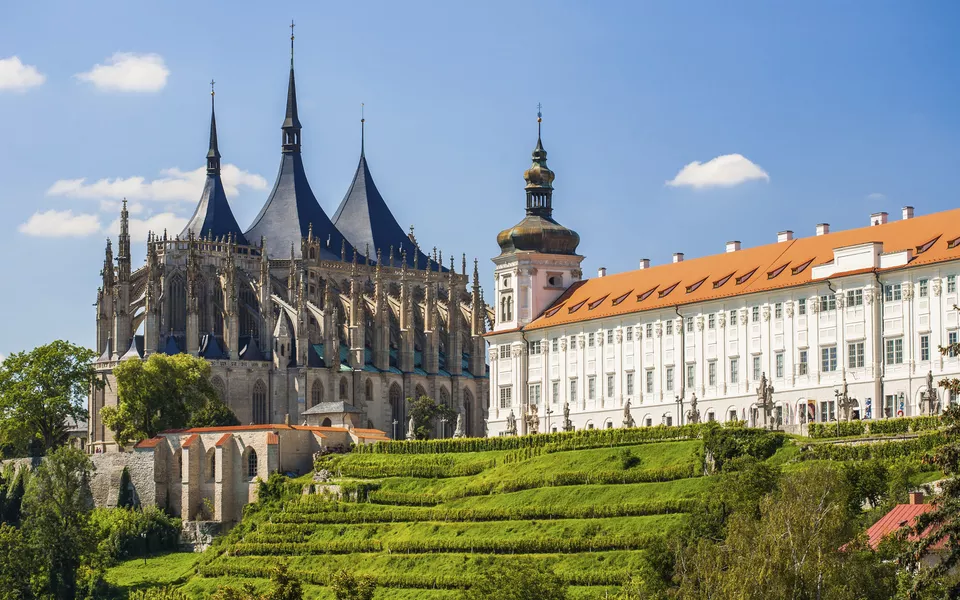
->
245, 152, 356, 260
181, 174, 250, 244
302, 401, 362, 415
332, 154, 433, 268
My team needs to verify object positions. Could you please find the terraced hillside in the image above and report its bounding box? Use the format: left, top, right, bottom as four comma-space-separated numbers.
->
111, 423, 948, 599
184, 429, 710, 599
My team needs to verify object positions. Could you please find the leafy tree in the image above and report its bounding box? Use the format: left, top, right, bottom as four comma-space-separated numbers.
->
22, 446, 97, 600
676, 464, 896, 600
331, 569, 376, 600
263, 563, 302, 600
406, 395, 455, 440
0, 341, 98, 456
130, 588, 192, 600
102, 353, 238, 446
0, 522, 37, 600
1, 465, 28, 525
684, 456, 780, 541
461, 562, 567, 600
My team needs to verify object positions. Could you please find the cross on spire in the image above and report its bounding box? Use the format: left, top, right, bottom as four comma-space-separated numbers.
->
210, 79, 215, 96
361, 102, 366, 156
290, 20, 295, 65
537, 102, 542, 139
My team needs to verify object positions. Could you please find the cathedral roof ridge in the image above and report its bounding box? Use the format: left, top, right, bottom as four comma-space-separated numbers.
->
332, 151, 435, 270
520, 206, 960, 331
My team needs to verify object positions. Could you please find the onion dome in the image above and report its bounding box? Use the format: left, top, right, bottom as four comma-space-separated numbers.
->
497, 110, 580, 256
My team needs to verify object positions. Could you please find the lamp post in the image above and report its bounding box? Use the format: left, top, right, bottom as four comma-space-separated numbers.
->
440, 417, 448, 439
140, 531, 147, 566
675, 395, 683, 427
545, 407, 554, 433
392, 419, 398, 440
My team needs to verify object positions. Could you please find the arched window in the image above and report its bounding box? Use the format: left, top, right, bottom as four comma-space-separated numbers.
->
175, 450, 183, 480
365, 379, 373, 404
311, 380, 323, 408
206, 449, 216, 481
415, 385, 427, 401
252, 380, 267, 424
321, 417, 332, 427
389, 383, 404, 436
247, 449, 258, 479
211, 376, 226, 402
439, 387, 450, 408
168, 274, 187, 333
462, 388, 474, 437
339, 377, 349, 400
507, 296, 513, 321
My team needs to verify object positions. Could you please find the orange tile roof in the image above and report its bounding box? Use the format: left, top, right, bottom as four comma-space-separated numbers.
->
134, 437, 163, 449
180, 434, 199, 449
266, 432, 279, 445
523, 208, 960, 331
214, 433, 232, 447
864, 503, 937, 549
162, 424, 386, 437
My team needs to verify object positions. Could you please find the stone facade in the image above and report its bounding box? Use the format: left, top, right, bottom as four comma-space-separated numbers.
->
88, 424, 385, 523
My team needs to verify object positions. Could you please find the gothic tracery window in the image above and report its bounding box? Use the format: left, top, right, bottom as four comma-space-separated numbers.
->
311, 380, 323, 408
339, 377, 348, 400
211, 376, 226, 402
247, 449, 258, 479
389, 383, 404, 434
252, 380, 267, 424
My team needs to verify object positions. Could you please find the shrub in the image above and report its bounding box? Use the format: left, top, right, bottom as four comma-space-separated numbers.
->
702, 425, 785, 471
618, 449, 641, 470
90, 506, 181, 562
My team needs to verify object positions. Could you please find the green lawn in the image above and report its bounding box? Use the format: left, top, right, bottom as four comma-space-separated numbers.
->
105, 551, 199, 589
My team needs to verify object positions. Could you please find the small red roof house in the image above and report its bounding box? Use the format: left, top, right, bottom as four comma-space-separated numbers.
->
862, 492, 948, 567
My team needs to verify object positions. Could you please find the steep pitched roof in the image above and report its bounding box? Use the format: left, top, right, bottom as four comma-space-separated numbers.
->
332, 154, 432, 267
181, 96, 249, 244
524, 207, 960, 331
864, 502, 938, 549
245, 153, 355, 259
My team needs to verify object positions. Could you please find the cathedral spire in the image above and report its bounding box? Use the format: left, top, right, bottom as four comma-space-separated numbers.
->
282, 20, 302, 153
207, 79, 221, 175
118, 199, 130, 267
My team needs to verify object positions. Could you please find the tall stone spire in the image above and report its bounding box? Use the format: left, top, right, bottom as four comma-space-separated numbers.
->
207, 79, 221, 175
282, 19, 302, 154
117, 199, 131, 277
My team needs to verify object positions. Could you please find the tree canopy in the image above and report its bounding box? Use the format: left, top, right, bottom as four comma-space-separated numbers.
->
407, 395, 455, 440
101, 353, 238, 446
0, 340, 98, 456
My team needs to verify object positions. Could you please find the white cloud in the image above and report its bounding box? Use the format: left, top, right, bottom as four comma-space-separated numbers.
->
18, 210, 102, 238
75, 52, 169, 92
866, 192, 886, 201
0, 56, 45, 91
48, 164, 267, 203
666, 154, 770, 189
105, 212, 188, 241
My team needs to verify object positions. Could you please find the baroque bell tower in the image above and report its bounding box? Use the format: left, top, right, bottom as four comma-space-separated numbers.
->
493, 108, 583, 331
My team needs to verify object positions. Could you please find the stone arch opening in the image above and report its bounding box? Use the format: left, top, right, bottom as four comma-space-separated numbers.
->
252, 380, 267, 424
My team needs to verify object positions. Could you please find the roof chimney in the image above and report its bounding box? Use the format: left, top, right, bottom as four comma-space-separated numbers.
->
871, 212, 889, 226
726, 241, 741, 253
673, 253, 684, 264
902, 206, 914, 220
908, 491, 924, 505
816, 223, 830, 236
598, 267, 606, 278
639, 259, 650, 270
778, 230, 794, 243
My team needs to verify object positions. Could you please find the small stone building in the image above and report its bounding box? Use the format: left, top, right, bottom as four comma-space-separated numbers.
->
90, 424, 386, 523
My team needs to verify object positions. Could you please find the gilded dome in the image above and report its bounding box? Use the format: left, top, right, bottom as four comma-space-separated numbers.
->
497, 215, 580, 255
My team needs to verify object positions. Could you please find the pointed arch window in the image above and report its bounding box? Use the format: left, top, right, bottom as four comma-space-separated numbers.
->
389, 383, 404, 435
415, 384, 427, 400
310, 380, 323, 408
339, 377, 349, 400
462, 388, 474, 437
252, 380, 267, 424
211, 376, 226, 402
246, 449, 258, 479
365, 379, 373, 404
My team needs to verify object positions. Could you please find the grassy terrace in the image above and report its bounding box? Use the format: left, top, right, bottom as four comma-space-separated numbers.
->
110, 424, 948, 598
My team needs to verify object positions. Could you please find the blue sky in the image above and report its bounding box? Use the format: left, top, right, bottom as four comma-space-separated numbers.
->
2, 1, 960, 358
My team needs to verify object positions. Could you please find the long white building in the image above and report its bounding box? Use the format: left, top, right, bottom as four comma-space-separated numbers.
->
487, 126, 960, 435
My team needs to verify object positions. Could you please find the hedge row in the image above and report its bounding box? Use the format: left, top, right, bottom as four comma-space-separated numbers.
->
270, 499, 697, 525
808, 415, 942, 439
801, 432, 947, 461
229, 534, 660, 557
199, 561, 631, 588
332, 457, 497, 479
354, 424, 710, 455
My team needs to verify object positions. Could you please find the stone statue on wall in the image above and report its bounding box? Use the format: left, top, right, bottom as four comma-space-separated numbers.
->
453, 412, 465, 438
406, 415, 416, 440
686, 393, 701, 425
506, 409, 518, 436
525, 403, 540, 435
563, 402, 573, 432
756, 372, 775, 429
622, 400, 635, 428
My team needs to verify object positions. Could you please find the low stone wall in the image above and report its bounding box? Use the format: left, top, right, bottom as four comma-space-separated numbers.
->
89, 451, 158, 509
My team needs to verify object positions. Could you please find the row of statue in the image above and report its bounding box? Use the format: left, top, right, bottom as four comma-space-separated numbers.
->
404, 412, 467, 440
